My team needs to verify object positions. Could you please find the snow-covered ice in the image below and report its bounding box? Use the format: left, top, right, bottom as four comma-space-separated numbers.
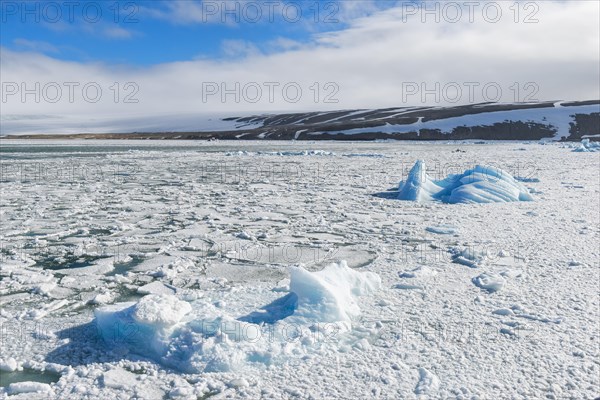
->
288, 261, 381, 324
0, 140, 598, 399
94, 262, 380, 373
415, 367, 440, 395
472, 272, 506, 292
7, 382, 52, 395
425, 224, 459, 235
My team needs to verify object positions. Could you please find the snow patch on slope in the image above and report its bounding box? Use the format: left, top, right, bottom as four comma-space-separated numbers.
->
329, 104, 600, 140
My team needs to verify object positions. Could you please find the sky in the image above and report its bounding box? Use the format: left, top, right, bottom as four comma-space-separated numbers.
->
1, 0, 599, 133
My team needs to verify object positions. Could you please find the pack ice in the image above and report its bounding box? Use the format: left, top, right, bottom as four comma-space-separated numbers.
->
398, 160, 534, 203
95, 261, 381, 373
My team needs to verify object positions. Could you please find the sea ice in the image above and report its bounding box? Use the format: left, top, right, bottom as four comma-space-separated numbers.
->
131, 295, 192, 326
7, 382, 52, 395
137, 281, 177, 295
342, 153, 388, 158
425, 224, 459, 235
95, 294, 192, 362
4, 140, 597, 398
398, 266, 438, 279
450, 247, 487, 268
53, 257, 114, 276
393, 283, 424, 290
492, 308, 514, 316
287, 260, 382, 324
0, 357, 18, 372
102, 368, 139, 390
415, 367, 440, 395
226, 150, 335, 157
472, 272, 506, 292
94, 262, 381, 373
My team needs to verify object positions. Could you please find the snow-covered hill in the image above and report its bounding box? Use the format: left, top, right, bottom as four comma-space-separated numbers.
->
2, 100, 598, 140
224, 100, 599, 141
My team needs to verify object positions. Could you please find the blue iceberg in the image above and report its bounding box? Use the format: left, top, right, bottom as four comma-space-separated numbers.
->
398, 160, 534, 204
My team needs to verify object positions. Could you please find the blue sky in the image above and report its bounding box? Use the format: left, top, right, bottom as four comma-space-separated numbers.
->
1, 1, 395, 65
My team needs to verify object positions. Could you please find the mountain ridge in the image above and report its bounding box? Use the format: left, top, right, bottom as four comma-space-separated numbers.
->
3, 100, 598, 141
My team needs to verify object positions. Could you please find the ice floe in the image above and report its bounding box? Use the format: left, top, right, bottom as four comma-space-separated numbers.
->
425, 224, 459, 235
472, 272, 506, 292
137, 281, 177, 295
450, 247, 488, 268
415, 367, 440, 395
287, 261, 381, 325
94, 261, 381, 373
7, 382, 53, 395
0, 357, 18, 372
398, 266, 438, 279
225, 150, 335, 157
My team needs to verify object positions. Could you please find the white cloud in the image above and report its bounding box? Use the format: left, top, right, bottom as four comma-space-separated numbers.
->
142, 0, 280, 26
28, 14, 137, 40
1, 1, 599, 134
140, 0, 395, 30
101, 26, 135, 39
220, 39, 261, 58
12, 39, 59, 54
142, 0, 220, 25
265, 37, 304, 52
